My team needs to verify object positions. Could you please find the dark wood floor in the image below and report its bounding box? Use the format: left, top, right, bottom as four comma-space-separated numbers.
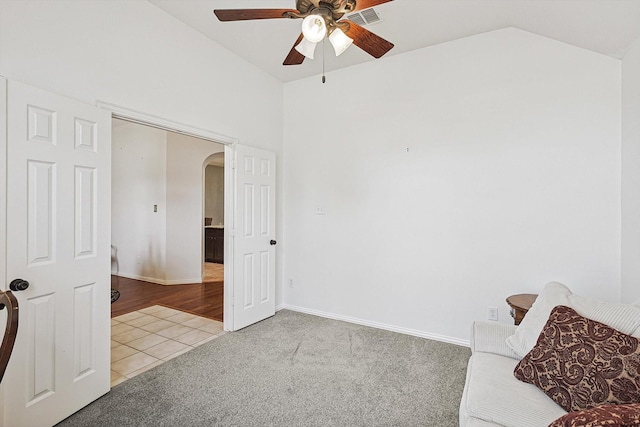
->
111, 276, 223, 321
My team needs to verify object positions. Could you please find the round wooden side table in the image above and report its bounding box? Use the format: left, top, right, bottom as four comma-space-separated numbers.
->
506, 294, 538, 325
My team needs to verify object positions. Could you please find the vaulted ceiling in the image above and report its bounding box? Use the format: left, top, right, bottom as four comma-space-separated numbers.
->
149, 0, 640, 82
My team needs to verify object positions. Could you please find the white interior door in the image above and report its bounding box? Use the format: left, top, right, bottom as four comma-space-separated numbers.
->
2, 79, 111, 427
233, 144, 276, 330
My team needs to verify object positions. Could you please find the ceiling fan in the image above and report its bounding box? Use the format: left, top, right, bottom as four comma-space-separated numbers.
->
214, 0, 395, 65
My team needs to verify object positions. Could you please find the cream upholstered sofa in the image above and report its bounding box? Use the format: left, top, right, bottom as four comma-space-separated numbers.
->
459, 282, 640, 427
458, 321, 567, 426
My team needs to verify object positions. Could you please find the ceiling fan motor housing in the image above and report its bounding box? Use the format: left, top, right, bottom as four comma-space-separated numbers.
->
294, 0, 357, 19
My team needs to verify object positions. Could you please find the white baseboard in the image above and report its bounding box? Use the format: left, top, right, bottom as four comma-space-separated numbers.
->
281, 304, 470, 348
164, 277, 203, 285
112, 272, 203, 286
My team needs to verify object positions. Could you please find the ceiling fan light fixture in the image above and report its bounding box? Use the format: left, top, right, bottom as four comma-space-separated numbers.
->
301, 14, 327, 43
329, 28, 353, 56
294, 37, 318, 59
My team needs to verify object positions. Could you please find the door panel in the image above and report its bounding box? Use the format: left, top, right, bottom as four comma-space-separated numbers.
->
233, 145, 276, 330
3, 79, 111, 427
27, 293, 56, 404
27, 160, 56, 264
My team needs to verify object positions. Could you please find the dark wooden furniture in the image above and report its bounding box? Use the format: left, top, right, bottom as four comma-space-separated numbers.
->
204, 227, 224, 264
506, 293, 537, 325
0, 290, 18, 382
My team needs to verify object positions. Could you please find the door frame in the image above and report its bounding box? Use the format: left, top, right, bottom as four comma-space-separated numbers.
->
0, 77, 7, 296
0, 78, 7, 417
96, 101, 238, 331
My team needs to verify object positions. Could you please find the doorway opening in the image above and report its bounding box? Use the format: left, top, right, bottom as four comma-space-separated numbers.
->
109, 117, 228, 386
203, 152, 225, 284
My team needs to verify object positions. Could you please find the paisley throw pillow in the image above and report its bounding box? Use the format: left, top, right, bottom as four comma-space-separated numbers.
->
514, 305, 640, 412
548, 403, 640, 427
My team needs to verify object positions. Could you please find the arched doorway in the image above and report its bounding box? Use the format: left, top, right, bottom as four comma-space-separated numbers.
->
203, 152, 225, 282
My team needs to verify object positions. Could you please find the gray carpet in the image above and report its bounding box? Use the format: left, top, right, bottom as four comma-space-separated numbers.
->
57, 310, 471, 427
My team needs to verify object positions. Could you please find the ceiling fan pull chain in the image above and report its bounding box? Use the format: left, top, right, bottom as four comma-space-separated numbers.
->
322, 38, 326, 83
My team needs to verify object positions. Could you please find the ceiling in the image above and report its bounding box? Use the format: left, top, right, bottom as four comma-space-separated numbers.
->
148, 0, 640, 83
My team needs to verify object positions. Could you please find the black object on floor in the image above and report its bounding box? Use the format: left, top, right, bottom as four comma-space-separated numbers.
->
110, 289, 120, 304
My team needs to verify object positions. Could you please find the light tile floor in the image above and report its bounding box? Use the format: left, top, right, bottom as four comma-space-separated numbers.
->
204, 262, 224, 282
111, 305, 225, 387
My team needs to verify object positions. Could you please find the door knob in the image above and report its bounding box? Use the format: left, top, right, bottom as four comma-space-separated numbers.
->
9, 279, 29, 292
270, 240, 277, 246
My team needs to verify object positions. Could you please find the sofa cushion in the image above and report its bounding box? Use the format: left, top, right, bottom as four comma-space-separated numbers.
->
548, 403, 640, 427
471, 321, 519, 358
461, 352, 566, 427
514, 305, 640, 412
505, 282, 640, 358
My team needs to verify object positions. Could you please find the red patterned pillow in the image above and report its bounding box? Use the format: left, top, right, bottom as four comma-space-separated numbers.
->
514, 305, 640, 412
549, 403, 640, 427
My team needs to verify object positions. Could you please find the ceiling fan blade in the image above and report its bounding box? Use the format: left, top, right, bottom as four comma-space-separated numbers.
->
283, 34, 306, 66
351, 0, 393, 12
343, 20, 394, 58
214, 9, 298, 21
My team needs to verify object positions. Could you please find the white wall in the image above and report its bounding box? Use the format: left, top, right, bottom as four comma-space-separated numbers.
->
0, 0, 285, 305
0, 1, 283, 149
166, 133, 223, 283
112, 123, 223, 285
0, 0, 627, 342
112, 121, 167, 281
283, 28, 622, 343
622, 35, 640, 304
205, 165, 224, 225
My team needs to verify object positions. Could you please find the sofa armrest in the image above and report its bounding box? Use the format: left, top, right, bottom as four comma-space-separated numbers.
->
470, 321, 520, 359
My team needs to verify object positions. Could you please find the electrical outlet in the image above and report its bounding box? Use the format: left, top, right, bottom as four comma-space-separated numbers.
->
289, 279, 294, 288
488, 306, 498, 321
